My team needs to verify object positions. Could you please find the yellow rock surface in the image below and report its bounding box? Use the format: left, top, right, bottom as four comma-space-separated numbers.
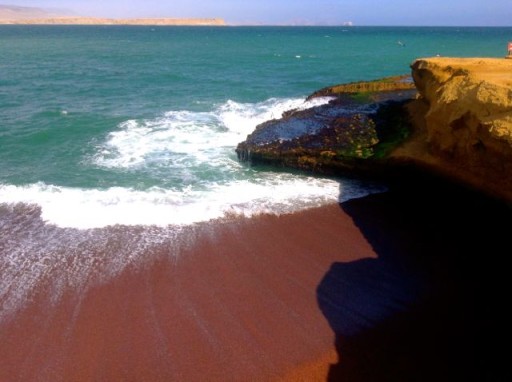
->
395, 58, 512, 202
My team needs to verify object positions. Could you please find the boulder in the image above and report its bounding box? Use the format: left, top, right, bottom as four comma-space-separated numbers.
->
236, 76, 416, 174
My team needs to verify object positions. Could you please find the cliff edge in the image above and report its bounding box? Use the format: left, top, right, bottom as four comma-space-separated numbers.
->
236, 57, 512, 203
394, 58, 512, 202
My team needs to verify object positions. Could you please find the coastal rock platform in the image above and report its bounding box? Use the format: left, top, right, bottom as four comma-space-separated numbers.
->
237, 58, 512, 203
236, 76, 417, 175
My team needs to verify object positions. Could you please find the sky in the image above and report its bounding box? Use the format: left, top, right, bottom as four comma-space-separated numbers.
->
3, 0, 511, 26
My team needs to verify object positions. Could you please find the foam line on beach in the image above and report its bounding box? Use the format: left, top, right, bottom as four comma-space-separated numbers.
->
0, 176, 385, 228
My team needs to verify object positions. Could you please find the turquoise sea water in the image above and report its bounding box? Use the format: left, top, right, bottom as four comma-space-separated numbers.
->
1, 25, 511, 321
0, 26, 511, 228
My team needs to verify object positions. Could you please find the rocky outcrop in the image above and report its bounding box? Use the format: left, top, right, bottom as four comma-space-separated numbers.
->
392, 58, 512, 202
236, 76, 416, 174
236, 58, 512, 203
307, 75, 415, 100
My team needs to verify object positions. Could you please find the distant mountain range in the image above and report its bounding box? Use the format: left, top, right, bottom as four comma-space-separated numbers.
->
0, 4, 72, 19
0, 4, 225, 25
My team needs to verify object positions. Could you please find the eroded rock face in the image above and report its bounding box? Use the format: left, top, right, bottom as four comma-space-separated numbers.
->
236, 59, 512, 203
236, 76, 416, 174
399, 58, 512, 202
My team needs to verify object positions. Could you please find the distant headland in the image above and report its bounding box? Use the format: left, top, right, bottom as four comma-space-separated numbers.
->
0, 5, 225, 26
0, 17, 226, 26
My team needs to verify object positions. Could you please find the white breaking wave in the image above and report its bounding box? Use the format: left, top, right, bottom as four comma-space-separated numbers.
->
0, 97, 385, 229
92, 97, 333, 169
0, 177, 349, 229
0, 96, 384, 322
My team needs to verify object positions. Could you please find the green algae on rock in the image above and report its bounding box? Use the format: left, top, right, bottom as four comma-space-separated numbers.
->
306, 74, 415, 101
236, 77, 416, 174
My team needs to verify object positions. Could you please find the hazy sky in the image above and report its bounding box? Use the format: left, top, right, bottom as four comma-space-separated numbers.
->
5, 0, 511, 26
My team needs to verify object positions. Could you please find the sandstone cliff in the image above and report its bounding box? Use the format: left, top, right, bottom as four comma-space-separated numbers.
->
393, 58, 512, 202
236, 58, 512, 203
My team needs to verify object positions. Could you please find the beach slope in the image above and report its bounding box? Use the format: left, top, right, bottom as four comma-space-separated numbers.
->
1, 181, 508, 381
1, 56, 510, 380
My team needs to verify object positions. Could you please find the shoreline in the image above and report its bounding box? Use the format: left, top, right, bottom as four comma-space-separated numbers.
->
1, 24, 511, 380
1, 175, 509, 380
0, 202, 362, 381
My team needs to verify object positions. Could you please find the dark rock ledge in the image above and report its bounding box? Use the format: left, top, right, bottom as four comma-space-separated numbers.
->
236, 58, 512, 204
235, 75, 417, 176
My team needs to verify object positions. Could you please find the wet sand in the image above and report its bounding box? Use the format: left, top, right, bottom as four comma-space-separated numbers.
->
0, 202, 371, 381
1, 179, 509, 381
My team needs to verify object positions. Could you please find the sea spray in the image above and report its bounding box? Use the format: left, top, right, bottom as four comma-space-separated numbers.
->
0, 97, 386, 230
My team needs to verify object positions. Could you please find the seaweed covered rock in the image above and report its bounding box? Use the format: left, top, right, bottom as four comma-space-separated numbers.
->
236, 59, 512, 203
236, 76, 416, 174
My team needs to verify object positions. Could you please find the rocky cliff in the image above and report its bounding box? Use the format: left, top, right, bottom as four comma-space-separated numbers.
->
394, 58, 512, 202
236, 58, 512, 203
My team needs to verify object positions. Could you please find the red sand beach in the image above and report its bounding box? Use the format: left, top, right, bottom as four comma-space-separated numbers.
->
1, 204, 357, 381
0, 180, 509, 381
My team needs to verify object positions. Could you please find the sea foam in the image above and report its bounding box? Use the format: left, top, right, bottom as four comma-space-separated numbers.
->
92, 97, 333, 169
0, 97, 384, 229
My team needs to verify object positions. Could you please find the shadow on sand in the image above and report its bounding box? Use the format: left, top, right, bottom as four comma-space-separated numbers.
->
317, 175, 510, 381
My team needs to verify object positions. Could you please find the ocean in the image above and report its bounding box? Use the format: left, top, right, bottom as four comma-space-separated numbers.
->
0, 26, 510, 320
